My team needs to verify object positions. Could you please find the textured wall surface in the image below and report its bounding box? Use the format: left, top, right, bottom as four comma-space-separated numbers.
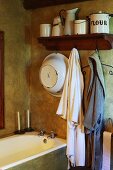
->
31, 0, 113, 138
0, 0, 31, 137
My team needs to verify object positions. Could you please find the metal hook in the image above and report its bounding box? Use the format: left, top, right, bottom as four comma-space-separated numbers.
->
109, 70, 113, 75
59, 9, 66, 26
95, 40, 101, 59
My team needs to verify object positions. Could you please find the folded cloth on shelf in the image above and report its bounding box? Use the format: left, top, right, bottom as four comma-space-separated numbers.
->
102, 131, 112, 170
56, 48, 85, 169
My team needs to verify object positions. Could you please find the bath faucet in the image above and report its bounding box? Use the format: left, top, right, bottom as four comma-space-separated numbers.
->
38, 129, 46, 136
47, 131, 57, 139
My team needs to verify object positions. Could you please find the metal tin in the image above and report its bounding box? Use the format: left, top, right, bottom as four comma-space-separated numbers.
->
74, 20, 88, 34
89, 11, 110, 33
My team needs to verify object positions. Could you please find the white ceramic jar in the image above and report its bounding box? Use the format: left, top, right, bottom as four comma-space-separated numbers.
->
74, 20, 88, 34
40, 24, 51, 37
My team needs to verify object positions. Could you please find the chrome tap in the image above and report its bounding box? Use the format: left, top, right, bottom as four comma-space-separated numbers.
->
47, 131, 57, 139
38, 129, 46, 136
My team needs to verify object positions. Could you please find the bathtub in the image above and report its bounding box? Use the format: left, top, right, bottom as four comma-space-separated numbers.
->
0, 132, 67, 170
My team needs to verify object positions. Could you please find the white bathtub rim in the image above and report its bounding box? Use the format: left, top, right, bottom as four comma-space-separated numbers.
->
0, 133, 66, 170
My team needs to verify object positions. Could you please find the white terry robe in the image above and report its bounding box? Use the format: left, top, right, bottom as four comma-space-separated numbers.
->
56, 48, 85, 168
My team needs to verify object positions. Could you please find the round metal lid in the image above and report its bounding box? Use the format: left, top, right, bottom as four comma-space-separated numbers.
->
89, 11, 110, 15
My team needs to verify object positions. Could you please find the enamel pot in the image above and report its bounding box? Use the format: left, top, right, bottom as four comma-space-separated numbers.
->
39, 53, 68, 97
89, 11, 113, 33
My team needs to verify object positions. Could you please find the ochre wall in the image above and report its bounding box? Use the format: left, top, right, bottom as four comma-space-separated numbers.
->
0, 0, 31, 137
31, 0, 113, 138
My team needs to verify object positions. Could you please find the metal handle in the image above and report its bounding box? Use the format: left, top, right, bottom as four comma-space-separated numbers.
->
109, 70, 113, 75
47, 131, 57, 138
38, 129, 46, 136
59, 9, 66, 26
109, 14, 113, 17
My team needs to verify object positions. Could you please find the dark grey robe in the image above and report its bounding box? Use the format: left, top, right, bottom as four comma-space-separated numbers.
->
84, 52, 105, 170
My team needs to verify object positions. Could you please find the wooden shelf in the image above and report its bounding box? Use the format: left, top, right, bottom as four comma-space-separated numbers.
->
38, 33, 113, 51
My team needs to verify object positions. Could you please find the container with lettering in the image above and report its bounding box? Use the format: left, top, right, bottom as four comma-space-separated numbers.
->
89, 11, 113, 33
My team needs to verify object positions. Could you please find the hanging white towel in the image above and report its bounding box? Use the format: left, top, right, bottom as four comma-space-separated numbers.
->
76, 125, 85, 166
102, 131, 112, 170
56, 48, 85, 168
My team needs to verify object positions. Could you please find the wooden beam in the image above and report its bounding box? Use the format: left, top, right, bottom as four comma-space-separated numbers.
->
23, 0, 91, 10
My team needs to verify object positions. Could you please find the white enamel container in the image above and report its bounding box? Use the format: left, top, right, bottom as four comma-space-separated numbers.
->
39, 53, 68, 97
89, 11, 111, 33
74, 20, 88, 34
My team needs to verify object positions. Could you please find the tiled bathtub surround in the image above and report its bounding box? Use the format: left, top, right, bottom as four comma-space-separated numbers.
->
0, 132, 67, 170
0, 0, 113, 141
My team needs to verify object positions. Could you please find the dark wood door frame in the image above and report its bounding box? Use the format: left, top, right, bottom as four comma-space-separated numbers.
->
0, 31, 4, 129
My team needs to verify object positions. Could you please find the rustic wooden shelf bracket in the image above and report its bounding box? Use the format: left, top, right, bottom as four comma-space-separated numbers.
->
104, 34, 113, 49
38, 34, 113, 51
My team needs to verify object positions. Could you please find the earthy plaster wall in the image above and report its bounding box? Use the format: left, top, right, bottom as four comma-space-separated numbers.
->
0, 0, 31, 137
31, 0, 113, 138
